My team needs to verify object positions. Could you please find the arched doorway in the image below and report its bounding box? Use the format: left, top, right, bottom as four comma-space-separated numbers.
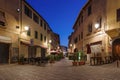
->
112, 38, 120, 60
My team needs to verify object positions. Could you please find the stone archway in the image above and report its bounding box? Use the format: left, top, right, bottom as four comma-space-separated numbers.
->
112, 38, 120, 60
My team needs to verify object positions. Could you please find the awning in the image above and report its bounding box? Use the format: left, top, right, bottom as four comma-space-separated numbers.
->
20, 41, 47, 49
105, 28, 120, 38
50, 50, 59, 55
21, 41, 30, 46
39, 45, 48, 49
0, 36, 11, 43
90, 44, 102, 54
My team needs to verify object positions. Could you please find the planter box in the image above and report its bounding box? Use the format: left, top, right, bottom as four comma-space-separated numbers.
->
78, 61, 85, 65
72, 62, 78, 66
49, 60, 55, 63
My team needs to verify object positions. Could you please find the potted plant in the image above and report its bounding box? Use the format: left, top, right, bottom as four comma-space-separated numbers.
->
72, 53, 78, 66
49, 54, 55, 63
78, 51, 85, 66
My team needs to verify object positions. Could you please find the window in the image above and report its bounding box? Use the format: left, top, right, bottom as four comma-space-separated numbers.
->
81, 16, 83, 23
35, 31, 38, 39
40, 20, 43, 27
33, 13, 39, 24
44, 23, 46, 30
88, 5, 92, 16
44, 36, 46, 42
24, 5, 32, 18
79, 34, 81, 41
88, 24, 92, 33
81, 32, 83, 39
0, 21, 5, 26
40, 33, 43, 41
99, 18, 102, 28
74, 37, 78, 44
27, 29, 31, 36
117, 8, 120, 21
0, 11, 5, 26
79, 20, 80, 26
97, 17, 102, 28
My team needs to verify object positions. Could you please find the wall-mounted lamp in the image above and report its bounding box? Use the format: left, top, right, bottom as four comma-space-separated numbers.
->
24, 26, 29, 31
49, 40, 52, 43
17, 8, 20, 12
70, 44, 72, 47
95, 23, 100, 29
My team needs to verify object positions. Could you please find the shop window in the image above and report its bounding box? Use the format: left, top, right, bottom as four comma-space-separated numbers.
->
117, 8, 120, 21
24, 5, 32, 18
33, 13, 39, 24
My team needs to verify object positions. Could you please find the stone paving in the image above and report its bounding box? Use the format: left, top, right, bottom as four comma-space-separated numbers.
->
0, 58, 120, 80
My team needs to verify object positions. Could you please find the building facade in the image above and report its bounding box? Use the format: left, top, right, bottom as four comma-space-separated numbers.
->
60, 45, 67, 57
51, 33, 60, 50
0, 0, 59, 64
68, 0, 120, 62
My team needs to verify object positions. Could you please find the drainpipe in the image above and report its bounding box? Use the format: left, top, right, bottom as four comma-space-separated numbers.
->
18, 0, 23, 63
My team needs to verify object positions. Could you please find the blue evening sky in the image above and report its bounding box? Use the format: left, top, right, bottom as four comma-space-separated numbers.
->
26, 0, 88, 47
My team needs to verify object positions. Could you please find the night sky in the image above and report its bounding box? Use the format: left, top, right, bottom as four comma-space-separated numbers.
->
26, 0, 88, 47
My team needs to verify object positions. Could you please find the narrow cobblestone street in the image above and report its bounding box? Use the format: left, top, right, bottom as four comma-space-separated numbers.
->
0, 58, 120, 80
